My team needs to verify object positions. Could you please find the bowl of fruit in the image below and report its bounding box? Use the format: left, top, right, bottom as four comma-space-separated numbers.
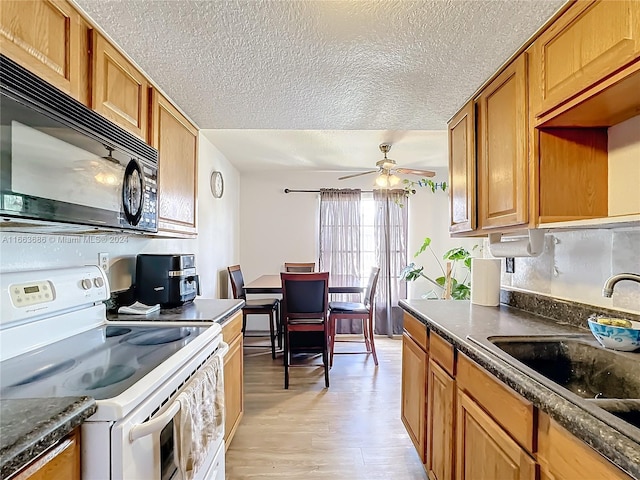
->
588, 315, 640, 352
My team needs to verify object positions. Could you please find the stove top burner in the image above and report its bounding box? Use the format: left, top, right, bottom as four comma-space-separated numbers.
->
127, 329, 191, 346
7, 359, 76, 387
86, 365, 136, 390
1, 324, 209, 401
106, 326, 131, 337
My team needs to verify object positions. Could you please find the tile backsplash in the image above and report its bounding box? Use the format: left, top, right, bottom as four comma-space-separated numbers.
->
496, 228, 640, 314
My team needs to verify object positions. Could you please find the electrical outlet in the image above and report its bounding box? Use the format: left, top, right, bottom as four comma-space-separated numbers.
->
98, 253, 109, 273
505, 257, 515, 273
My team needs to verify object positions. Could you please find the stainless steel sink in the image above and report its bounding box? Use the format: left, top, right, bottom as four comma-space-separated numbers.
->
586, 399, 640, 429
488, 336, 640, 399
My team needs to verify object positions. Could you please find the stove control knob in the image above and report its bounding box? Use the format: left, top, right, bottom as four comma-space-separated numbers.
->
81, 278, 92, 290
94, 277, 105, 288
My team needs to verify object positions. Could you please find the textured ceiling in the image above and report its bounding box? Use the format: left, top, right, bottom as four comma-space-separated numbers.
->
74, 0, 566, 172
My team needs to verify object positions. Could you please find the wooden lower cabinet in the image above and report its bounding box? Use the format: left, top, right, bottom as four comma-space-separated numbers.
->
456, 391, 535, 480
537, 411, 632, 480
401, 321, 633, 480
401, 331, 428, 463
14, 428, 80, 480
222, 312, 244, 448
426, 359, 455, 480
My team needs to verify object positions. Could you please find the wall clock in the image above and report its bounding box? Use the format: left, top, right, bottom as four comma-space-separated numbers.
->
210, 170, 224, 198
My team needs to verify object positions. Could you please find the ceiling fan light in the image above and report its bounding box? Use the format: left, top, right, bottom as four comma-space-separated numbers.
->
388, 174, 400, 186
375, 174, 389, 187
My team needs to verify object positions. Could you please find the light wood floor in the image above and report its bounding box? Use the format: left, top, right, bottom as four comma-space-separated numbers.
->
226, 335, 428, 479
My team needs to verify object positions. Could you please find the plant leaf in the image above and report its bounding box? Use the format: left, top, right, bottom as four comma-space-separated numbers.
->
400, 263, 426, 282
414, 237, 432, 257
451, 284, 471, 300
443, 247, 470, 261
464, 257, 472, 270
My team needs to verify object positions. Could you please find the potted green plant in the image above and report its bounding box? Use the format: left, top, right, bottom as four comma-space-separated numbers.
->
401, 237, 474, 300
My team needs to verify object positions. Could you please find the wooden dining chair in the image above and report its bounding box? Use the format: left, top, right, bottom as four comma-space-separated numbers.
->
280, 272, 330, 389
227, 265, 280, 359
328, 267, 380, 366
284, 262, 316, 272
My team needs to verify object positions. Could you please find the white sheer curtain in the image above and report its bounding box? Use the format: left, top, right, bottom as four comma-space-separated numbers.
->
373, 189, 408, 336
319, 189, 362, 334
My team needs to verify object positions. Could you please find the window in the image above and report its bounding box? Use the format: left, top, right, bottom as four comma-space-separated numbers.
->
319, 189, 408, 335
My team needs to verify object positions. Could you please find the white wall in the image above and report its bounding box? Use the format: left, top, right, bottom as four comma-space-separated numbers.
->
0, 134, 241, 300
238, 161, 479, 299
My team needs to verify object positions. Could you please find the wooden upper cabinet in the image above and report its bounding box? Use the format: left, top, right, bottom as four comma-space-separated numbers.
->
150, 88, 198, 235
448, 102, 476, 234
531, 0, 640, 119
0, 0, 89, 104
91, 31, 149, 140
477, 53, 529, 230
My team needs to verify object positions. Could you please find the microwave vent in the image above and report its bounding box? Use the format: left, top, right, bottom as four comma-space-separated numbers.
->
0, 54, 158, 165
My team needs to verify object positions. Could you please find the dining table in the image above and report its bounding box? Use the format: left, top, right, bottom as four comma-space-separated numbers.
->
244, 274, 364, 295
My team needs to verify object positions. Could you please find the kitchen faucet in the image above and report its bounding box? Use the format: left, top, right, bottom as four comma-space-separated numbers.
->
602, 273, 640, 297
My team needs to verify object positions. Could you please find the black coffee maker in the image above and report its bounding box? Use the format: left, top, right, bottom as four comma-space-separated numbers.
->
136, 254, 200, 307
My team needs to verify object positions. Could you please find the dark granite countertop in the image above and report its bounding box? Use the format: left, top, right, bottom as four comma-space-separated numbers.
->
107, 298, 244, 326
0, 397, 96, 478
399, 298, 640, 480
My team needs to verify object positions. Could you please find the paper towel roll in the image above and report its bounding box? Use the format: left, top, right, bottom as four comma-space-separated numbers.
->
488, 239, 532, 257
488, 229, 545, 257
470, 258, 501, 306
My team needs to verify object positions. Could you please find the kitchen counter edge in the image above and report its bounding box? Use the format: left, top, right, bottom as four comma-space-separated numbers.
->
399, 299, 640, 480
107, 298, 245, 326
0, 396, 96, 479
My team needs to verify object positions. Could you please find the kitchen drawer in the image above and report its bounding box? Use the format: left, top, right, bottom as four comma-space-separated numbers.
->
222, 311, 243, 344
403, 312, 427, 351
456, 353, 534, 453
537, 411, 632, 480
429, 330, 455, 376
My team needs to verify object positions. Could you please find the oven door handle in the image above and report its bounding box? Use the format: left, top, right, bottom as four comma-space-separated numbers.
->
129, 341, 229, 442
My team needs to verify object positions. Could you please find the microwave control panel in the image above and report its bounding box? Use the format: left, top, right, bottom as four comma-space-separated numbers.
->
140, 177, 158, 229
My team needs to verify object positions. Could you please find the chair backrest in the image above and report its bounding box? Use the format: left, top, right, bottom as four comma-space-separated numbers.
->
363, 267, 381, 308
227, 265, 246, 300
284, 262, 316, 272
280, 272, 329, 320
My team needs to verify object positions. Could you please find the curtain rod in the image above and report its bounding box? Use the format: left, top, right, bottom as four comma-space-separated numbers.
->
283, 188, 416, 194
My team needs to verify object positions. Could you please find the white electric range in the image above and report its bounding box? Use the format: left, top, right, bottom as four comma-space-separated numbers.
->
0, 266, 227, 480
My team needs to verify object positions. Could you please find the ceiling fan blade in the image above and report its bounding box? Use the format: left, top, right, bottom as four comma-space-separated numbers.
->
338, 170, 378, 180
395, 168, 436, 178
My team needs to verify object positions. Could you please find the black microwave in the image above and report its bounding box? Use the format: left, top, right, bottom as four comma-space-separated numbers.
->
0, 54, 158, 233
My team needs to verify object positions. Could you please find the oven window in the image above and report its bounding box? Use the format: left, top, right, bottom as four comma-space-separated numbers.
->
160, 419, 177, 480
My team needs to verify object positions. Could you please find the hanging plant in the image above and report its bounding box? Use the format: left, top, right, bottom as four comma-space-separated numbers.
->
396, 178, 448, 207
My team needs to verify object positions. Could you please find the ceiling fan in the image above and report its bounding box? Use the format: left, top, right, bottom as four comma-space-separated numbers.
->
338, 143, 436, 187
